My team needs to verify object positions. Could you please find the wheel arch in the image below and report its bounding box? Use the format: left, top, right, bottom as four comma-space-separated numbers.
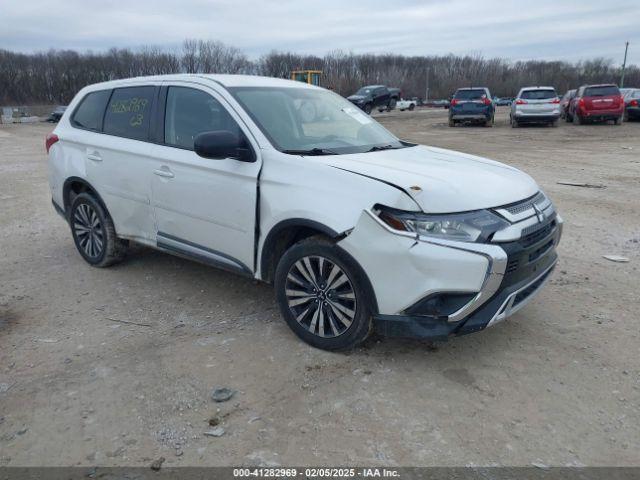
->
260, 218, 379, 315
260, 219, 340, 284
62, 177, 108, 218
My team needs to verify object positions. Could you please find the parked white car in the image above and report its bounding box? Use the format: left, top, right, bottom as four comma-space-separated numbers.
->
396, 99, 417, 111
511, 86, 561, 127
47, 74, 562, 350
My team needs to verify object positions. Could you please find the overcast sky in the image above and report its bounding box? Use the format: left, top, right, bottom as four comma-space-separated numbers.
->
1, 0, 637, 64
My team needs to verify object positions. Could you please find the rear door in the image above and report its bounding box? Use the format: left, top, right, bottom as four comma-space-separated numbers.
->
375, 87, 390, 108
583, 85, 622, 112
148, 83, 261, 274
85, 85, 158, 241
517, 89, 559, 114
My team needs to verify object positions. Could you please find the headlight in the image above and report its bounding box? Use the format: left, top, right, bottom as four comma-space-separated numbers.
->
376, 206, 509, 243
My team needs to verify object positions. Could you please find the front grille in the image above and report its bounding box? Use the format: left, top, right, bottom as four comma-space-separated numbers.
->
503, 192, 545, 215
521, 219, 556, 247
529, 239, 554, 263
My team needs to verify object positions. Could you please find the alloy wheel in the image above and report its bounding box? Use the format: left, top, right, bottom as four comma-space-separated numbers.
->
73, 203, 104, 258
284, 255, 356, 338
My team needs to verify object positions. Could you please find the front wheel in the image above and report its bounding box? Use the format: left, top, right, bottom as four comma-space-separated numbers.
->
69, 193, 127, 267
274, 237, 373, 351
408, 103, 415, 111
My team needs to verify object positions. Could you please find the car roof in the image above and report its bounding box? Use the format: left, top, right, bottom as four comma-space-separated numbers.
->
583, 83, 618, 88
80, 74, 319, 92
456, 87, 488, 90
520, 86, 556, 91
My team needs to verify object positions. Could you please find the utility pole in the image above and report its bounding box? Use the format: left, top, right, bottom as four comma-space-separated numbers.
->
425, 66, 430, 102
621, 41, 629, 88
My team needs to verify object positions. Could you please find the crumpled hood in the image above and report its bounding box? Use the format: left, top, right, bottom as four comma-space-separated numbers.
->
320, 145, 539, 213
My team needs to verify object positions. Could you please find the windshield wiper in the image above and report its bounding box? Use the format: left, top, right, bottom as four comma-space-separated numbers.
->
366, 144, 399, 152
282, 148, 338, 156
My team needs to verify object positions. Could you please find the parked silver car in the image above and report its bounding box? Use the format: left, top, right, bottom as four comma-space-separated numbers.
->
510, 86, 561, 127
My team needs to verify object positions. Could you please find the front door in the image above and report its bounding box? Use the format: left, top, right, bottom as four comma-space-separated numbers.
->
149, 84, 261, 274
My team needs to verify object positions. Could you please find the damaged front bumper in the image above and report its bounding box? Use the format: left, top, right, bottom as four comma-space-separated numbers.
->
339, 197, 562, 341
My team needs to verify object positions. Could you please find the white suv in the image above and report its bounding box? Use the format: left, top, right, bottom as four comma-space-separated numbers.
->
47, 74, 562, 350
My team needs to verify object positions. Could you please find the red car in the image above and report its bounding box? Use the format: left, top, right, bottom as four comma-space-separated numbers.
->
568, 84, 624, 125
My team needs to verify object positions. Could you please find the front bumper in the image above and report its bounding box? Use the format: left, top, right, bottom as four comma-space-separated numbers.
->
340, 193, 562, 341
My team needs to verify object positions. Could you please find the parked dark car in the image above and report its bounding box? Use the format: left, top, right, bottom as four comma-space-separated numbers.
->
448, 87, 495, 127
560, 89, 576, 120
347, 85, 401, 114
568, 84, 624, 125
47, 106, 67, 123
495, 97, 513, 106
623, 88, 640, 121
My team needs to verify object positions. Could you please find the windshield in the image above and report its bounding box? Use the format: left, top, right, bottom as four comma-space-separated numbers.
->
356, 87, 373, 96
521, 89, 557, 100
454, 89, 487, 100
584, 86, 619, 97
230, 87, 408, 155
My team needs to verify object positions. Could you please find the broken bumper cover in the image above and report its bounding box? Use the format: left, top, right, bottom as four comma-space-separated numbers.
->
374, 255, 557, 340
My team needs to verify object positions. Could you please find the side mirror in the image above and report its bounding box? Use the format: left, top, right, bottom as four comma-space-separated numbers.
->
194, 130, 255, 162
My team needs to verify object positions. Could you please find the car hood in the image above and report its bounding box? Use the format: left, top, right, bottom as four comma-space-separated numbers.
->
320, 145, 539, 213
347, 95, 368, 102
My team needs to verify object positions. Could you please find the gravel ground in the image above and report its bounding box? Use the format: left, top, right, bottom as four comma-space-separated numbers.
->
0, 108, 639, 467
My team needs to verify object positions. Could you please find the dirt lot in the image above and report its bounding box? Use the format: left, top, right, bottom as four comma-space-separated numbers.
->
1, 108, 639, 467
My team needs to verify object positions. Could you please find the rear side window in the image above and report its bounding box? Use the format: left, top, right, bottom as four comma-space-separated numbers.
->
454, 89, 487, 100
103, 86, 155, 141
584, 86, 620, 97
521, 89, 557, 100
164, 87, 242, 150
71, 90, 111, 131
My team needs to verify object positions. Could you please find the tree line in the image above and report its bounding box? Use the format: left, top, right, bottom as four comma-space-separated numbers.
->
1, 39, 637, 105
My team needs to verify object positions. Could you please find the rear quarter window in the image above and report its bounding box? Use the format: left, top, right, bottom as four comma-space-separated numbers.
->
584, 86, 620, 97
103, 86, 155, 141
71, 90, 111, 131
521, 90, 557, 100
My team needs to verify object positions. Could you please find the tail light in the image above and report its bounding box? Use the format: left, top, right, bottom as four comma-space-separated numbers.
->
630, 99, 639, 107
482, 98, 491, 105
450, 99, 459, 106
45, 133, 59, 153
550, 98, 560, 104
578, 98, 585, 107
515, 99, 527, 105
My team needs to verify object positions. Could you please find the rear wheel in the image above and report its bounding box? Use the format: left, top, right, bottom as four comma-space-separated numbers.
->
275, 237, 373, 351
565, 112, 573, 123
573, 113, 583, 125
448, 117, 456, 127
485, 115, 494, 127
510, 116, 518, 128
408, 103, 415, 111
363, 103, 372, 115
614, 115, 623, 125
69, 193, 127, 267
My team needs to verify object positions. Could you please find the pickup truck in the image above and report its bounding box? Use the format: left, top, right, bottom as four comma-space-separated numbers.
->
347, 85, 401, 114
396, 99, 417, 111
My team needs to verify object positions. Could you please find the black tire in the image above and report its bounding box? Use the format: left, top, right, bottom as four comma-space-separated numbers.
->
511, 116, 518, 128
448, 117, 456, 127
69, 193, 127, 267
363, 103, 372, 115
565, 112, 573, 123
484, 115, 494, 127
408, 103, 415, 111
614, 115, 623, 125
573, 113, 583, 125
274, 236, 374, 351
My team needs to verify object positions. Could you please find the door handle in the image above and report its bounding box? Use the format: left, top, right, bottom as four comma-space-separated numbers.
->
86, 150, 102, 162
153, 167, 174, 179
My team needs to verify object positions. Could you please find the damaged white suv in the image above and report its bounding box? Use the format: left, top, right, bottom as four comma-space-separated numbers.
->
47, 74, 562, 350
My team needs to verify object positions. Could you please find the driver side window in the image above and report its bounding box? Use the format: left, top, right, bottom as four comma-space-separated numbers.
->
164, 87, 241, 150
